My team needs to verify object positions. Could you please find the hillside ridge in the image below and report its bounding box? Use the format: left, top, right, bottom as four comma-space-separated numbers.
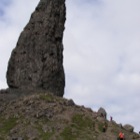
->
0, 92, 140, 140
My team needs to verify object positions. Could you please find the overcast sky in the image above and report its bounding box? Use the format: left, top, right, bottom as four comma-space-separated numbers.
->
0, 0, 140, 132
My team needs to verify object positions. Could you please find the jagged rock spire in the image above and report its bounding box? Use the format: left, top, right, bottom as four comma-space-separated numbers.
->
6, 0, 66, 96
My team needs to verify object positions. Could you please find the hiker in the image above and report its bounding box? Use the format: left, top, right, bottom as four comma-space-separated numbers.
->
102, 123, 107, 132
118, 132, 125, 140
102, 125, 106, 132
110, 116, 113, 121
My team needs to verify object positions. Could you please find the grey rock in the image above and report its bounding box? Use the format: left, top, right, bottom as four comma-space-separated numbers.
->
66, 99, 75, 106
0, 89, 8, 94
118, 123, 122, 128
97, 116, 106, 122
123, 124, 134, 132
42, 124, 52, 133
97, 107, 107, 119
25, 126, 39, 139
131, 133, 140, 139
17, 138, 24, 140
6, 0, 66, 97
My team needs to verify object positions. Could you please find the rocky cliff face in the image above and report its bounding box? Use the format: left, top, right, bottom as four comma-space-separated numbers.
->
6, 0, 66, 96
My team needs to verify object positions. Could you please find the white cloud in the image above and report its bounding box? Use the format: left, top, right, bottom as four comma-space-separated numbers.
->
0, 0, 140, 133
64, 0, 140, 132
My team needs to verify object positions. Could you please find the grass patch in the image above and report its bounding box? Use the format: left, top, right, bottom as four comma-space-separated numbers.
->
60, 126, 77, 140
40, 131, 54, 140
0, 117, 17, 135
97, 122, 103, 132
0, 137, 4, 140
61, 125, 96, 140
97, 121, 108, 132
39, 94, 54, 102
60, 114, 95, 140
36, 122, 54, 140
72, 114, 95, 130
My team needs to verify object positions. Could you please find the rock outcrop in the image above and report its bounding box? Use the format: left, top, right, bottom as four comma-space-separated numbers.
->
97, 107, 107, 119
123, 124, 134, 132
6, 0, 66, 96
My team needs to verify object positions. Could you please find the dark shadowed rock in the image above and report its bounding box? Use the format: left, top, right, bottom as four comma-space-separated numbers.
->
6, 0, 66, 96
66, 99, 75, 106
97, 107, 107, 119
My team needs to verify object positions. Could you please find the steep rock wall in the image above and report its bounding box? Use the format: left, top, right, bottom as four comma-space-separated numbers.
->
6, 0, 66, 96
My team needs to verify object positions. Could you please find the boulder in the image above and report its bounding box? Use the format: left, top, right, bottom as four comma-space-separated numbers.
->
97, 107, 107, 119
66, 99, 75, 106
6, 0, 66, 96
123, 124, 134, 132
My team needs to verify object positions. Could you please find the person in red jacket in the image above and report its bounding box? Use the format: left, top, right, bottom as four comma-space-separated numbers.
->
119, 132, 125, 140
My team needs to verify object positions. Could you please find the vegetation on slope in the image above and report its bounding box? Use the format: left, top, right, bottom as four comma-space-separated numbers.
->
0, 93, 140, 140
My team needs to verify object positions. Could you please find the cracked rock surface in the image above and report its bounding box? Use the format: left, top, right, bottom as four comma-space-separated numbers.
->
6, 0, 66, 96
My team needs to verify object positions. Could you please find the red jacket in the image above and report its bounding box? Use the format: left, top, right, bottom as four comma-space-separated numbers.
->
119, 132, 124, 138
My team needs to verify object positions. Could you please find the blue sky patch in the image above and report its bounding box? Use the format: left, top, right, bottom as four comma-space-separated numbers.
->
0, 0, 11, 6
0, 0, 12, 17
0, 9, 4, 16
